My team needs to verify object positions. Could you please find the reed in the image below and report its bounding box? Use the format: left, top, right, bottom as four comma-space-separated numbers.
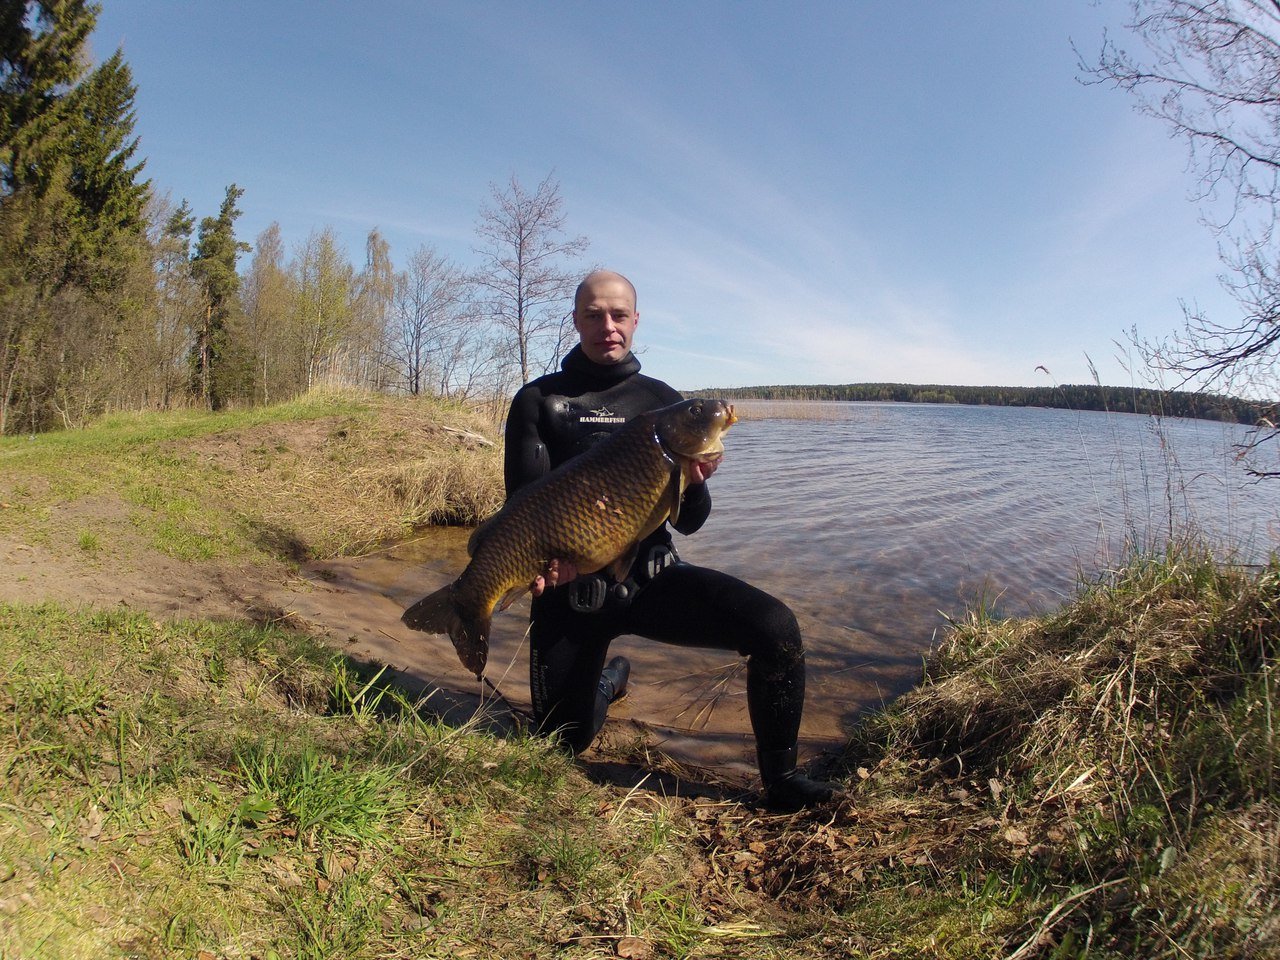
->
726, 398, 850, 421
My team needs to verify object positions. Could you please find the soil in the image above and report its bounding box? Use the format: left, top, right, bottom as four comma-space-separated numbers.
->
0, 415, 793, 801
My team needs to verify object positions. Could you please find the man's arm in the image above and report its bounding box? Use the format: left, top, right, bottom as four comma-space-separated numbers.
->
503, 385, 550, 497
673, 464, 713, 534
503, 386, 576, 596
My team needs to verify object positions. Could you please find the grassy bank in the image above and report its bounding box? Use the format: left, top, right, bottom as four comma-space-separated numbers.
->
0, 389, 505, 564
1, 394, 1277, 958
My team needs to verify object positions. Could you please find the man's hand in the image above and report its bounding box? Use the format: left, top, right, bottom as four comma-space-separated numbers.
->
532, 558, 579, 597
688, 455, 721, 484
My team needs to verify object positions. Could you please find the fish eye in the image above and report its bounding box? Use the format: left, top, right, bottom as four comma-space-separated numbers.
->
690, 402, 703, 418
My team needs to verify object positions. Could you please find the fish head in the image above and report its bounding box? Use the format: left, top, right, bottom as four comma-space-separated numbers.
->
654, 398, 737, 463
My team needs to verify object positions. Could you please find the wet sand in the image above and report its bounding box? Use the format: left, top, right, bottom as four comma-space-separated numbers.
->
265, 526, 920, 787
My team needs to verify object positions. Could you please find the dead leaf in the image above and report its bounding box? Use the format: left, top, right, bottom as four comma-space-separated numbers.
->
79, 807, 103, 842
616, 936, 652, 958
1003, 826, 1029, 846
989, 778, 1004, 800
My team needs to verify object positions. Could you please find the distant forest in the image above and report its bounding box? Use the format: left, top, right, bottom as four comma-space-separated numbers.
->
698, 383, 1276, 426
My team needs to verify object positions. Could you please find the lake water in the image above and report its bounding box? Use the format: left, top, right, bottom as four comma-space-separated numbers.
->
377, 401, 1279, 778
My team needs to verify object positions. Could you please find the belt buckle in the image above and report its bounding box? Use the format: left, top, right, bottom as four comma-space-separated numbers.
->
644, 544, 678, 581
568, 576, 608, 613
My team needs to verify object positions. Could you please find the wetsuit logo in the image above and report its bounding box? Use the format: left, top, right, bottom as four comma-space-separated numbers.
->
579, 405, 627, 425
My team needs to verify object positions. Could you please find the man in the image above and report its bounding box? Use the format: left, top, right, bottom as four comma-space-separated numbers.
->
503, 269, 836, 811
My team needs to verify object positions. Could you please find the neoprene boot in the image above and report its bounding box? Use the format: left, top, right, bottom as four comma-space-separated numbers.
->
599, 655, 630, 704
758, 745, 838, 812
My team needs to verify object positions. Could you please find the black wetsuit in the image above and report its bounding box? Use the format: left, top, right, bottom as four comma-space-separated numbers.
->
503, 345, 808, 756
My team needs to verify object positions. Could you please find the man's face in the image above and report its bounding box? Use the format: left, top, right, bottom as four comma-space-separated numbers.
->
573, 277, 638, 365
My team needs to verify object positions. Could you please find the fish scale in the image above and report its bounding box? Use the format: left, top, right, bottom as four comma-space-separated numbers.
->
402, 398, 736, 678
454, 416, 675, 619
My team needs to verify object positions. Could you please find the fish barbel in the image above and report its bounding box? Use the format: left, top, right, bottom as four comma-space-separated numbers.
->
402, 398, 737, 678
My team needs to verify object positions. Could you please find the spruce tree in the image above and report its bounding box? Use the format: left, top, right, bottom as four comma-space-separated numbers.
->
0, 1, 150, 432
189, 183, 249, 410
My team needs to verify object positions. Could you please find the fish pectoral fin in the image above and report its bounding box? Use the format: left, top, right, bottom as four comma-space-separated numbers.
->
608, 544, 641, 582
666, 464, 686, 526
495, 584, 529, 612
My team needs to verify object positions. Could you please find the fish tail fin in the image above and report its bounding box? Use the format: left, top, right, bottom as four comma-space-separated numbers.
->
401, 583, 455, 631
401, 584, 490, 680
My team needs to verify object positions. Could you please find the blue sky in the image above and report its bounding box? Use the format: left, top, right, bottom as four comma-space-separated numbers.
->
92, 1, 1243, 392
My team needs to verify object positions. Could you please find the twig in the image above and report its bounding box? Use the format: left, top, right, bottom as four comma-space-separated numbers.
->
1005, 878, 1125, 960
441, 426, 494, 447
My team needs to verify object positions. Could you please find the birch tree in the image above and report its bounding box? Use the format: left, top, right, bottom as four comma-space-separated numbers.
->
291, 226, 356, 390
472, 173, 588, 384
241, 221, 294, 402
391, 244, 473, 396
1083, 0, 1280, 475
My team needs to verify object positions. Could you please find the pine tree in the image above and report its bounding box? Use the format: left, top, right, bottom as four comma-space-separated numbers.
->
150, 197, 198, 408
61, 48, 149, 289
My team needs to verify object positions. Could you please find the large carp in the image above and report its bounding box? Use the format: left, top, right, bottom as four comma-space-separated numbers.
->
402, 398, 737, 678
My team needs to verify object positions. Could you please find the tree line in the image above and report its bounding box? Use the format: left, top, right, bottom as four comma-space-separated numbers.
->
8, 1, 1280, 474
0, 2, 587, 435
700, 382, 1274, 425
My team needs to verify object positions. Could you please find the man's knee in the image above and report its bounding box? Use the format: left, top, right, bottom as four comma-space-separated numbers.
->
741, 597, 803, 662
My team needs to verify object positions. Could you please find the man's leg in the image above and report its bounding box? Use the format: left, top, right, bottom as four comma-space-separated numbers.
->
527, 593, 621, 754
627, 564, 837, 810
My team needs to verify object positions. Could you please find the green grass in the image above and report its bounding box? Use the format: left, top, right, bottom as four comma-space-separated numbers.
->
5, 549, 1276, 958
0, 392, 370, 465
0, 604, 741, 960
2, 393, 1276, 958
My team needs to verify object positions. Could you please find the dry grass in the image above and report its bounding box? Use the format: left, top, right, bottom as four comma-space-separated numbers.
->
726, 399, 851, 421
682, 546, 1279, 958
204, 390, 505, 558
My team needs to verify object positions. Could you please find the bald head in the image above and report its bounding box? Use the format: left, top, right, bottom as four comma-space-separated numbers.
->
572, 270, 639, 365
574, 270, 637, 314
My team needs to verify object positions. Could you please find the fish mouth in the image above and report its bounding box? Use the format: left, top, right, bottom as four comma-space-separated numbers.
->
695, 450, 725, 468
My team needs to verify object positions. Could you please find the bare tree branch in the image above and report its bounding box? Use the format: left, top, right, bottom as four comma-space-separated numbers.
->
471, 173, 588, 384
1082, 0, 1280, 476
